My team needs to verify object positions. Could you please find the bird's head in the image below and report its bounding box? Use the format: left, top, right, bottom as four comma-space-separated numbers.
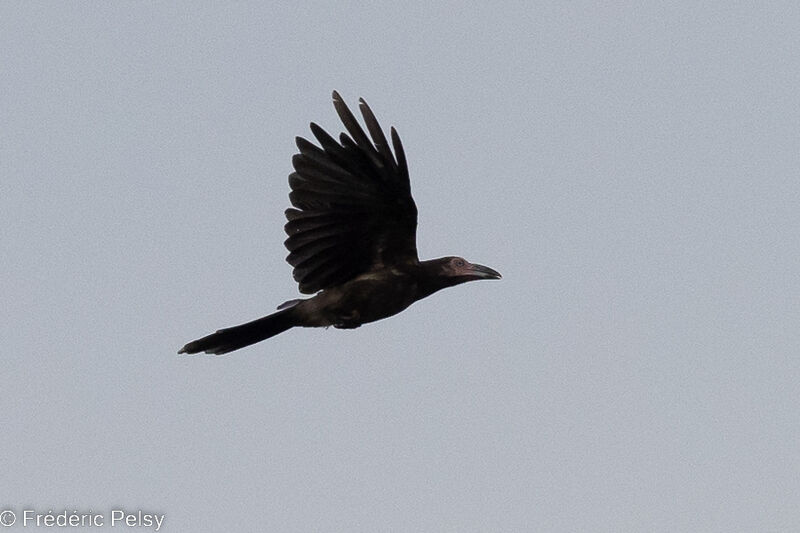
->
433, 256, 502, 285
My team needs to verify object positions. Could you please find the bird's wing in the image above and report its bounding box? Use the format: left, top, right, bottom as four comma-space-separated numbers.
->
284, 91, 419, 294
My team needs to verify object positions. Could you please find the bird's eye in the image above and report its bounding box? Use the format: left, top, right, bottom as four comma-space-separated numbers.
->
454, 259, 465, 267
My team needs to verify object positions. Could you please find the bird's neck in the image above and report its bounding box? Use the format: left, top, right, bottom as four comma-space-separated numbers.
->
412, 259, 459, 300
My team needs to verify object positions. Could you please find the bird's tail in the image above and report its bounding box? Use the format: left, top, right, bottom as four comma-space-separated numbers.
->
178, 308, 297, 355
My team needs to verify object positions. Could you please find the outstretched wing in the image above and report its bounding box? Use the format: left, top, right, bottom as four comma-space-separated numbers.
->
284, 91, 418, 294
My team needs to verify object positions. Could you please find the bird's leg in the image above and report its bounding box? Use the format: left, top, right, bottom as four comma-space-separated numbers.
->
334, 323, 361, 329
333, 310, 361, 329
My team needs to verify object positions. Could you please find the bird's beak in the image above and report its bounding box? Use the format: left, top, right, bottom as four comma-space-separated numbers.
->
467, 263, 502, 280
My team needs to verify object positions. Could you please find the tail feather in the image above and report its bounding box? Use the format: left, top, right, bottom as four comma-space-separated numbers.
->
179, 309, 296, 355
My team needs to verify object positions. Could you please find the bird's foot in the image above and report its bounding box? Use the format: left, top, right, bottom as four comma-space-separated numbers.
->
333, 322, 361, 329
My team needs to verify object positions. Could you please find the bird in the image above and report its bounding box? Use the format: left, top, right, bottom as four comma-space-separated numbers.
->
179, 91, 501, 355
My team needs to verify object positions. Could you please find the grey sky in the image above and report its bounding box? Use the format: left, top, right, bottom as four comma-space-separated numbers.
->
2, 2, 799, 532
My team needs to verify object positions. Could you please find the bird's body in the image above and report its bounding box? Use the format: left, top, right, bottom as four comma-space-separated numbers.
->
296, 268, 421, 328
180, 92, 500, 355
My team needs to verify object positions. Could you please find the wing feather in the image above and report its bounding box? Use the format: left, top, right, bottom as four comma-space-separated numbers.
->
391, 127, 409, 183
285, 92, 418, 294
359, 98, 395, 167
332, 91, 373, 151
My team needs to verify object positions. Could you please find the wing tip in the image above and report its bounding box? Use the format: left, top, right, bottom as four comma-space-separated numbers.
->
309, 122, 325, 138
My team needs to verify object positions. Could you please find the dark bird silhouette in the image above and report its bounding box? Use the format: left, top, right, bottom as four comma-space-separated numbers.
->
179, 91, 501, 355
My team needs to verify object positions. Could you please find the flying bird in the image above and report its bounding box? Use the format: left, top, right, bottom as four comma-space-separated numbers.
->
179, 91, 501, 355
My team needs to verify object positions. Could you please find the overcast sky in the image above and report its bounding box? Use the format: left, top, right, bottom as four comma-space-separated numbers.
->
2, 2, 799, 532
